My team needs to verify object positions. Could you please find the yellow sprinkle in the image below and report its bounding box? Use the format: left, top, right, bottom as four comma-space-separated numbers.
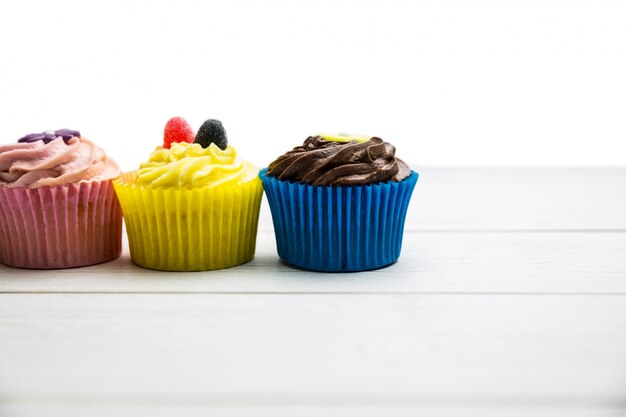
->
319, 133, 371, 143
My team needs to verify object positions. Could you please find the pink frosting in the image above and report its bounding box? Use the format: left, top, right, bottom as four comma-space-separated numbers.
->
0, 137, 120, 188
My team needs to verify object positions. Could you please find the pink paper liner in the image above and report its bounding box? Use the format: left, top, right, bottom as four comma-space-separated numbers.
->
0, 180, 122, 269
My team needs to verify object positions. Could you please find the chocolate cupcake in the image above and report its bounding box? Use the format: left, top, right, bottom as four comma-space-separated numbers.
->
260, 135, 418, 272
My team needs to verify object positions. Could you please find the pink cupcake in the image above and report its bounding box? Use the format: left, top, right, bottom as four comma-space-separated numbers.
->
0, 129, 123, 269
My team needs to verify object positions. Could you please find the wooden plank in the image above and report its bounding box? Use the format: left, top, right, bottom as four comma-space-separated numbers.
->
1, 404, 625, 417
1, 231, 625, 294
0, 294, 625, 404
395, 167, 626, 231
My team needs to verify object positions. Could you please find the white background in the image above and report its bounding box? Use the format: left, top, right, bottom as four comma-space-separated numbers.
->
1, 0, 625, 170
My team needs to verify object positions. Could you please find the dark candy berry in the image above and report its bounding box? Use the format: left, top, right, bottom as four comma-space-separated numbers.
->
163, 117, 195, 149
195, 119, 228, 150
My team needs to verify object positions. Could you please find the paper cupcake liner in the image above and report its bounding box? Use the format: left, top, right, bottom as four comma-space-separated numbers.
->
113, 172, 263, 271
260, 169, 419, 272
0, 180, 123, 269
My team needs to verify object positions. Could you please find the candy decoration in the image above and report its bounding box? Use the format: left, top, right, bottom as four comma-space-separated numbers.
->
320, 133, 370, 143
195, 119, 228, 150
18, 129, 81, 144
54, 129, 81, 140
163, 117, 195, 149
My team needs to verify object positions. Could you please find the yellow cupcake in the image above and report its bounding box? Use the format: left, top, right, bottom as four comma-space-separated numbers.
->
114, 127, 263, 271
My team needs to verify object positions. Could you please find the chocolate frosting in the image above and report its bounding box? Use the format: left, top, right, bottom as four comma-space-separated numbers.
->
267, 136, 411, 186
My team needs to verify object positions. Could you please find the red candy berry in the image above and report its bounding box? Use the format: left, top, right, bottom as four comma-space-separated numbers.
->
163, 117, 195, 149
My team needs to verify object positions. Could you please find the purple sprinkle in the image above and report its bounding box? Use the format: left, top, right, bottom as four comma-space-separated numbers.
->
17, 129, 81, 144
17, 133, 46, 143
54, 129, 81, 140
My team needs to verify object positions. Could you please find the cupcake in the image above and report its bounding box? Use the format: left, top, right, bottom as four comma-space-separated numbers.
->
113, 118, 263, 271
0, 129, 123, 269
260, 134, 418, 272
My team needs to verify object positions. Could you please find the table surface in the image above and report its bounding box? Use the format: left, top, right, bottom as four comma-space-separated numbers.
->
1, 167, 625, 417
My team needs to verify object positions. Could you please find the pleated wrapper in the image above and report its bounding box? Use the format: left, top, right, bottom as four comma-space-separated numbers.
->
0, 180, 123, 269
113, 172, 263, 271
260, 169, 418, 272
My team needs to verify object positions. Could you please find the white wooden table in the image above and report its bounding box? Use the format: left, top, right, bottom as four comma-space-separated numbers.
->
1, 168, 625, 417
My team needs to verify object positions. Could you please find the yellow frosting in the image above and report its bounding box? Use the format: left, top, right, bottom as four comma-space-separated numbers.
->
319, 133, 370, 143
137, 142, 258, 188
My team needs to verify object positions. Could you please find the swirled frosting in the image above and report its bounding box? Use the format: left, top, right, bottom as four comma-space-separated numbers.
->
267, 136, 411, 186
136, 142, 258, 188
0, 137, 120, 188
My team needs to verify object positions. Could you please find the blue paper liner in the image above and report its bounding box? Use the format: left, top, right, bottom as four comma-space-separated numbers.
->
260, 169, 418, 272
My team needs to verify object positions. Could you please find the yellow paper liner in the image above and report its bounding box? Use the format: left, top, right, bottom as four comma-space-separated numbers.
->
113, 172, 263, 271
